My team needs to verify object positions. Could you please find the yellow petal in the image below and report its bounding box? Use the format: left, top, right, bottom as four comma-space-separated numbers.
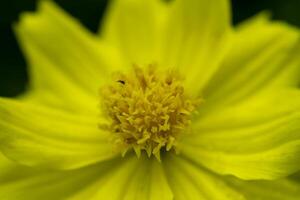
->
15, 1, 125, 112
0, 97, 116, 170
160, 0, 232, 96
182, 88, 300, 180
101, 0, 168, 65
226, 175, 300, 200
163, 155, 245, 200
203, 13, 300, 108
88, 155, 173, 200
0, 152, 122, 200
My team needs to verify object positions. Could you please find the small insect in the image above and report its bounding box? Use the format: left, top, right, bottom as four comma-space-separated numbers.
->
117, 80, 125, 85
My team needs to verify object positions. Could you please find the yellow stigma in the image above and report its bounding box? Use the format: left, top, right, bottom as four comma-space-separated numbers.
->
100, 65, 200, 160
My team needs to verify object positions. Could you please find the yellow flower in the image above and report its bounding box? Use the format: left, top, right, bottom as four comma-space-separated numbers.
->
1, 0, 300, 199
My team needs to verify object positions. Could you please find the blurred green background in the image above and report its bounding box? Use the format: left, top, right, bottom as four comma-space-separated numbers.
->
1, 0, 300, 97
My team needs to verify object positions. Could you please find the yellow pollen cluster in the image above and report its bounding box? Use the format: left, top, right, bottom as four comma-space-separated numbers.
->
100, 65, 199, 160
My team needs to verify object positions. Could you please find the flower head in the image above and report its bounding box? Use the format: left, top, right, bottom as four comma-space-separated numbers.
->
1, 0, 300, 199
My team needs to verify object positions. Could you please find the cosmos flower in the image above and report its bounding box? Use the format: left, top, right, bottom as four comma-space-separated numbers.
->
1, 0, 300, 199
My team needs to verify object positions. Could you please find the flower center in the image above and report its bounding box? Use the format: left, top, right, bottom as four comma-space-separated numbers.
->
100, 65, 200, 160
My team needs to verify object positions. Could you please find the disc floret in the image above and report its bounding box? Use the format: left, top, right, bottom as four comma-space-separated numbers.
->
101, 65, 200, 160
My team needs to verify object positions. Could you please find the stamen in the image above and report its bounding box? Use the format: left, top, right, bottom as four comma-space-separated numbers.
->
100, 64, 201, 160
